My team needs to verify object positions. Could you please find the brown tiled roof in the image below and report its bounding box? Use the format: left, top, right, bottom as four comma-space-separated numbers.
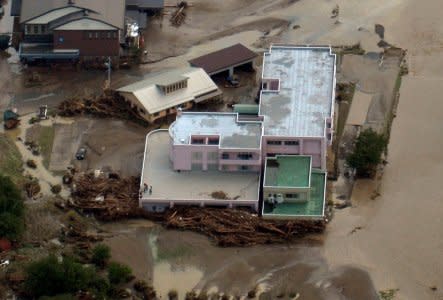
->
189, 43, 257, 75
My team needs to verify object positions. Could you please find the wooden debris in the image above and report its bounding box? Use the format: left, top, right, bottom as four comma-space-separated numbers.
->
70, 174, 326, 246
58, 91, 148, 126
170, 1, 188, 26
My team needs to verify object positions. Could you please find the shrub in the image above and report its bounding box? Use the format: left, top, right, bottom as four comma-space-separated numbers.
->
108, 262, 132, 285
91, 244, 111, 268
51, 184, 62, 194
346, 128, 387, 177
0, 175, 25, 240
26, 159, 37, 169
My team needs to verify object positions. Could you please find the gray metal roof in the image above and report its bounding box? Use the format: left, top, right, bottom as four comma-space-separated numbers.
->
54, 18, 117, 30
26, 6, 83, 24
20, 0, 125, 28
259, 46, 336, 137
170, 112, 263, 149
126, 0, 164, 9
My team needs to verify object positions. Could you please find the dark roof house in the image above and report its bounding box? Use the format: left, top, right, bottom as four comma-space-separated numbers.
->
189, 43, 257, 76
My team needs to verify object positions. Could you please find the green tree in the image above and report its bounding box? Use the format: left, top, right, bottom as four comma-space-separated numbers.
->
0, 175, 24, 239
347, 128, 387, 177
25, 255, 107, 298
91, 244, 111, 268
108, 262, 132, 285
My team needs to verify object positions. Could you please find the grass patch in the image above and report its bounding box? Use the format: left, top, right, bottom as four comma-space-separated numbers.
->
37, 126, 55, 170
379, 288, 399, 300
157, 245, 192, 261
0, 133, 25, 185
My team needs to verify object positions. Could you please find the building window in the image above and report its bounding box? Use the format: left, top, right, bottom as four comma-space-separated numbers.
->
221, 153, 229, 159
239, 165, 249, 171
58, 36, 64, 43
88, 32, 93, 39
208, 152, 218, 160
284, 140, 299, 146
107, 32, 111, 39
208, 138, 219, 145
285, 193, 299, 199
33, 25, 38, 34
192, 152, 202, 160
191, 137, 204, 145
113, 32, 118, 39
237, 153, 253, 160
95, 32, 99, 39
267, 140, 282, 145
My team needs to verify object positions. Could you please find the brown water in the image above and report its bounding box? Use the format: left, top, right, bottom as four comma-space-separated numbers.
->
103, 222, 378, 300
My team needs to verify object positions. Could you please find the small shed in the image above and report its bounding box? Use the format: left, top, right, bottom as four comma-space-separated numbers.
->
189, 43, 257, 77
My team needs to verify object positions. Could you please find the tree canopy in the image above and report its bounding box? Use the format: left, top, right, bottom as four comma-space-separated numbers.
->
0, 175, 24, 240
347, 128, 387, 177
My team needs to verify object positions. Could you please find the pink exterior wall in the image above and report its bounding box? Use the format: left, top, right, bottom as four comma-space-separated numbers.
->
169, 134, 262, 172
262, 136, 326, 170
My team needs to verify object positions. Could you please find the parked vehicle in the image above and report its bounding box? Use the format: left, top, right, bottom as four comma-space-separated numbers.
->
76, 147, 87, 160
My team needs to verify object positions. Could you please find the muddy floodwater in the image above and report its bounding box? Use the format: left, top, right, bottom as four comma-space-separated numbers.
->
103, 221, 378, 300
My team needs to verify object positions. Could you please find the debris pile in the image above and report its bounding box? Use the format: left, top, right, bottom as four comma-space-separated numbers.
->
70, 174, 326, 246
70, 173, 141, 220
170, 1, 188, 26
3, 109, 20, 130
164, 208, 326, 246
58, 91, 148, 125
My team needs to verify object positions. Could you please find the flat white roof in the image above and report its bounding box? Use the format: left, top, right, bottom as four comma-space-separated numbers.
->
170, 112, 262, 149
260, 45, 336, 137
117, 67, 221, 114
55, 18, 117, 30
26, 6, 83, 24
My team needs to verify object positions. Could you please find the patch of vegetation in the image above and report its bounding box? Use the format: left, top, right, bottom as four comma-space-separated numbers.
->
91, 244, 111, 268
108, 262, 132, 285
0, 175, 25, 240
24, 255, 107, 298
37, 126, 55, 169
379, 288, 399, 300
347, 128, 387, 177
0, 134, 25, 185
157, 244, 192, 261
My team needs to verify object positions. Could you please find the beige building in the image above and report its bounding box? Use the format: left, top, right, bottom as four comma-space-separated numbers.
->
117, 67, 222, 123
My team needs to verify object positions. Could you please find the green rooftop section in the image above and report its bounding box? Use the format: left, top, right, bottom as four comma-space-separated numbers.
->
263, 171, 326, 218
264, 155, 311, 187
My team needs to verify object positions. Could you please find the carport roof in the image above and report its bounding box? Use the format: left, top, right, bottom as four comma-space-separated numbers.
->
189, 43, 257, 75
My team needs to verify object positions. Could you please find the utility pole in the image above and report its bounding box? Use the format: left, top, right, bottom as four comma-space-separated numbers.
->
107, 56, 111, 86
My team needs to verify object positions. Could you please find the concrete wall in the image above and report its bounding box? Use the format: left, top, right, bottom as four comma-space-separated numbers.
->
263, 187, 309, 203
169, 134, 261, 172
53, 30, 120, 56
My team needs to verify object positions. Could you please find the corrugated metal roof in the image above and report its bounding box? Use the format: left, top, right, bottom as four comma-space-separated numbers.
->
189, 43, 257, 75
20, 0, 125, 28
117, 67, 220, 114
26, 6, 83, 24
170, 112, 262, 149
54, 18, 117, 30
126, 0, 164, 9
260, 46, 336, 137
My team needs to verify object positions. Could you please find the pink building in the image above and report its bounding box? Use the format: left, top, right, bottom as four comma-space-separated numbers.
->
139, 45, 336, 215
